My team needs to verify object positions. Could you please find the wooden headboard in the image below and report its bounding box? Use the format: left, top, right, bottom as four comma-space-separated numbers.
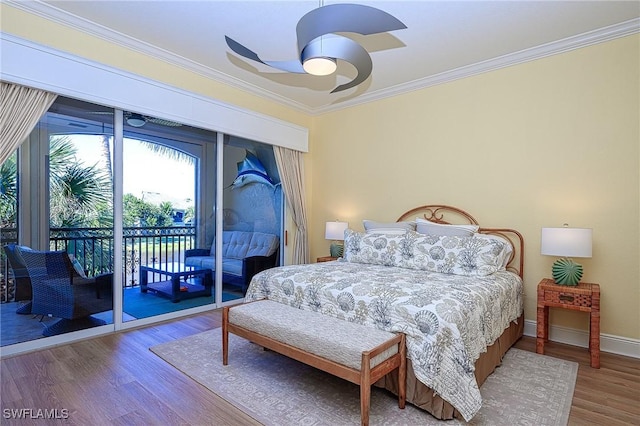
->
397, 205, 525, 279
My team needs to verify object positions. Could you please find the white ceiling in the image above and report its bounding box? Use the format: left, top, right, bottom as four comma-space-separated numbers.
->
11, 1, 640, 114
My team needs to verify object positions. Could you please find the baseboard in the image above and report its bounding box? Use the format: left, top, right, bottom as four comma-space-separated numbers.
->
524, 319, 640, 359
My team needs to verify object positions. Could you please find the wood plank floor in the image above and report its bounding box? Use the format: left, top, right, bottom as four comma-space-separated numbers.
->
514, 337, 640, 426
1, 310, 638, 425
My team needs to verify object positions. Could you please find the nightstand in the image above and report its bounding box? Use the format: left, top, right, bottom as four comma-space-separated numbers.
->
536, 278, 600, 368
317, 256, 338, 263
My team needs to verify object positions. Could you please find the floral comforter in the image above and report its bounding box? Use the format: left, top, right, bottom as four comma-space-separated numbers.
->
245, 260, 523, 421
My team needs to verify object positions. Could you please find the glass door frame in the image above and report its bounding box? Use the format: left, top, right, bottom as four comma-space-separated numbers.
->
1, 109, 228, 356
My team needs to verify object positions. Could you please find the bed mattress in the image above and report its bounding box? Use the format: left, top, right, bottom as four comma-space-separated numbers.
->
245, 260, 524, 420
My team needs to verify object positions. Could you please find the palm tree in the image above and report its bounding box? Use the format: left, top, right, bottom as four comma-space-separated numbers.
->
137, 139, 194, 164
1, 137, 112, 291
0, 154, 17, 301
0, 153, 17, 229
5, 126, 196, 231
46, 136, 113, 274
100, 134, 113, 188
49, 136, 111, 228
2, 140, 112, 230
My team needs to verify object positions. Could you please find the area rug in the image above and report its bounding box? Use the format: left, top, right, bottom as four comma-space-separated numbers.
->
150, 328, 577, 425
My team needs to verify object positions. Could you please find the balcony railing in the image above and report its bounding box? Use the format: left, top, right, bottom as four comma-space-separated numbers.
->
0, 227, 18, 303
1, 225, 197, 302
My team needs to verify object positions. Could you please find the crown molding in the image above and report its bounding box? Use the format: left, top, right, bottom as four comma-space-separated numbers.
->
6, 1, 639, 116
314, 17, 640, 114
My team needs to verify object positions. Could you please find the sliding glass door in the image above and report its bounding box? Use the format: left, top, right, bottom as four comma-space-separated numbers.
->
0, 96, 115, 345
121, 117, 215, 321
0, 94, 284, 352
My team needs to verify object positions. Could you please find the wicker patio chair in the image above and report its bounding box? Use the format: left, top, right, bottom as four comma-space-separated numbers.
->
18, 249, 113, 337
3, 244, 33, 314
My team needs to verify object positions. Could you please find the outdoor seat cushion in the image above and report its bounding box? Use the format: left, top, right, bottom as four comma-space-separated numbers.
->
184, 253, 257, 277
222, 231, 252, 259
245, 232, 279, 257
185, 256, 210, 269
186, 231, 279, 286
208, 231, 279, 259
221, 259, 242, 277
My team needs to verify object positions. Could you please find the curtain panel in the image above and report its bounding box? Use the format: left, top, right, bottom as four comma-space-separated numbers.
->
0, 82, 58, 165
274, 146, 309, 265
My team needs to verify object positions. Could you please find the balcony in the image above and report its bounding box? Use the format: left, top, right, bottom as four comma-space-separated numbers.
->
49, 225, 197, 288
0, 225, 239, 347
2, 225, 196, 295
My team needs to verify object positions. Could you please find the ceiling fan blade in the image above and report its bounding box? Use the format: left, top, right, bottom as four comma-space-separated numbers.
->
296, 4, 406, 55
301, 35, 372, 93
262, 60, 305, 74
146, 117, 183, 127
225, 36, 265, 64
226, 36, 305, 73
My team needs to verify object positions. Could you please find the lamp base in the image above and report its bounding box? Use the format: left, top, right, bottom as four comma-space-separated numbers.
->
329, 242, 344, 258
552, 258, 583, 286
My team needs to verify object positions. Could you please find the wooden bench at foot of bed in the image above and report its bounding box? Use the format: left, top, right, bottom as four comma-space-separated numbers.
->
222, 300, 407, 426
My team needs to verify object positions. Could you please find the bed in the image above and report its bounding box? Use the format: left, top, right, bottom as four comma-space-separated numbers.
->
244, 205, 524, 421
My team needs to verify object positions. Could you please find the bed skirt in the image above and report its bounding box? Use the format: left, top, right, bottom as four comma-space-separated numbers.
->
374, 314, 525, 420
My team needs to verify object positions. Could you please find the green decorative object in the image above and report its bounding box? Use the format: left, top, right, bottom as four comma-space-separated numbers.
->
329, 242, 344, 258
552, 258, 583, 286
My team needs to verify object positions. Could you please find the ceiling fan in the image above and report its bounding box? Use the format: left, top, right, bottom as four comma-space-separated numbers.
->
225, 3, 407, 93
88, 111, 183, 128
123, 112, 182, 128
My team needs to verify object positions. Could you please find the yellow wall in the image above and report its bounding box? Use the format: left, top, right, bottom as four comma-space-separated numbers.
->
310, 34, 640, 340
3, 3, 638, 340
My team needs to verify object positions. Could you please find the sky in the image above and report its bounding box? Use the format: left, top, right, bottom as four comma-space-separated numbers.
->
71, 135, 195, 207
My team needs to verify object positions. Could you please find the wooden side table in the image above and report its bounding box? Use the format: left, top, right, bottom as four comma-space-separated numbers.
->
317, 256, 338, 263
536, 278, 600, 368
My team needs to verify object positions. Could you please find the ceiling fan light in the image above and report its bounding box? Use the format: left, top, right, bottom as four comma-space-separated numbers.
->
303, 57, 337, 76
126, 113, 146, 127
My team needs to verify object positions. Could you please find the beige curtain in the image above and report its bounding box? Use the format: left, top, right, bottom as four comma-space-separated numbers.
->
0, 82, 58, 165
274, 145, 309, 264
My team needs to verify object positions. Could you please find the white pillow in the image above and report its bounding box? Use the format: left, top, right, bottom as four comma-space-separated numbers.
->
475, 233, 513, 269
363, 220, 415, 234
415, 217, 479, 237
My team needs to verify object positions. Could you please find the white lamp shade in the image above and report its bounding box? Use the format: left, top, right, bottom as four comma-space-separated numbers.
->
541, 227, 593, 258
325, 221, 348, 241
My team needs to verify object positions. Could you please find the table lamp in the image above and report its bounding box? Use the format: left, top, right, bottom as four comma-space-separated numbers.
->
541, 225, 592, 286
325, 221, 348, 257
